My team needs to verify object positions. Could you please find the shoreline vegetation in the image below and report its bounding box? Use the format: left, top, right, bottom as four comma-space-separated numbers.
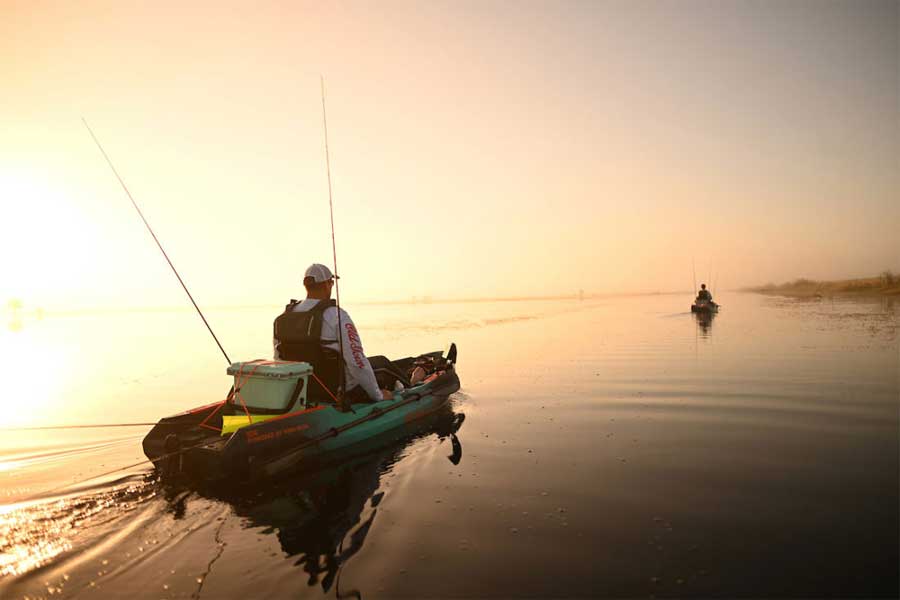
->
745, 272, 900, 298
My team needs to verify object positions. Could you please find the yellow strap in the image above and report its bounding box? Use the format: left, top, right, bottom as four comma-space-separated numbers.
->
221, 414, 277, 435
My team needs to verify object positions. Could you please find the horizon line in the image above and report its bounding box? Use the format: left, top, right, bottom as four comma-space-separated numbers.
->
6, 288, 712, 316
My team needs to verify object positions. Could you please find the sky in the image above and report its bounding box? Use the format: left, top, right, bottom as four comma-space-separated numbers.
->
1, 0, 897, 309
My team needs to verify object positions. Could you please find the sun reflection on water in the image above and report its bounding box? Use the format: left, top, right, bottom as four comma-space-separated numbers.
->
0, 478, 156, 580
0, 499, 74, 578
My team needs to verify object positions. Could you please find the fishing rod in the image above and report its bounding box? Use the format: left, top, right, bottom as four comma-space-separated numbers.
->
320, 77, 347, 409
82, 118, 232, 364
692, 258, 697, 295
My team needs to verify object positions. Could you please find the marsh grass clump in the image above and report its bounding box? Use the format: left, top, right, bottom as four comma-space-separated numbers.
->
791, 278, 818, 287
746, 271, 900, 297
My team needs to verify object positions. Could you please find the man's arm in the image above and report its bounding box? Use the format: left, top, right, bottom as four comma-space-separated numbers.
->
338, 310, 384, 401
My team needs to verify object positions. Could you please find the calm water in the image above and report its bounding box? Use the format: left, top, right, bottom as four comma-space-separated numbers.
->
1, 293, 897, 598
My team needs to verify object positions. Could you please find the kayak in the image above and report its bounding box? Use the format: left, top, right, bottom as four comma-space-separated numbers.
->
142, 345, 460, 482
691, 300, 719, 313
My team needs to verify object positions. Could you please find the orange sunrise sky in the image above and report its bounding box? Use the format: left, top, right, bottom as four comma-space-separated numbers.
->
1, 0, 898, 309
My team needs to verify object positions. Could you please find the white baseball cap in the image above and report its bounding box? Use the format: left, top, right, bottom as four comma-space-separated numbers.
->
304, 263, 338, 283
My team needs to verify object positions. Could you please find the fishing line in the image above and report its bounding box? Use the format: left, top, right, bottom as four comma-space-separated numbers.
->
17, 387, 436, 504
0, 422, 156, 431
14, 410, 223, 515
82, 118, 232, 365
320, 77, 347, 407
12, 435, 221, 506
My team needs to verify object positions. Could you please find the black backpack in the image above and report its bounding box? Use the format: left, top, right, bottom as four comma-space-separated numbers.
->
273, 299, 340, 400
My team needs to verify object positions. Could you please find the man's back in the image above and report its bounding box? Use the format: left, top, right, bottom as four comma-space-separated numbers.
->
274, 299, 382, 401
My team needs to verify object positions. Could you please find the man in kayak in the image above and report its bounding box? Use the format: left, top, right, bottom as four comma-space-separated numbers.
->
273, 263, 392, 404
697, 283, 712, 302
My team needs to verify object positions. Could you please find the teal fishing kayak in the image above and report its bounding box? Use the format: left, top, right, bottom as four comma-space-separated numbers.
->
142, 345, 460, 482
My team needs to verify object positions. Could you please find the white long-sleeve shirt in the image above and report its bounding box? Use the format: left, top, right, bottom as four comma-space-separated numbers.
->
273, 299, 382, 401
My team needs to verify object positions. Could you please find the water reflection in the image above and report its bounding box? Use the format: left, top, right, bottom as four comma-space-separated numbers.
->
692, 310, 715, 337
169, 405, 465, 598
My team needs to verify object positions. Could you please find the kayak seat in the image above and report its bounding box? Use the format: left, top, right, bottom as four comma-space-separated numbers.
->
368, 355, 411, 389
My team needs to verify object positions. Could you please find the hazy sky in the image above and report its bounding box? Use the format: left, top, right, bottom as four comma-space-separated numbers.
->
2, 0, 897, 308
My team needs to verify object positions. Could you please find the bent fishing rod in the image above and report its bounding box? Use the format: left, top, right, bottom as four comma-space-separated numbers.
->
82, 118, 232, 365
320, 76, 348, 409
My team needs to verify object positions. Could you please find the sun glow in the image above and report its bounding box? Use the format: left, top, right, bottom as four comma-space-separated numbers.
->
0, 321, 75, 429
1, 168, 105, 308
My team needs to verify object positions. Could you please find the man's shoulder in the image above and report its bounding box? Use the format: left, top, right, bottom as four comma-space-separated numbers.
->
318, 304, 353, 320
289, 299, 317, 312
290, 299, 341, 313
330, 306, 354, 320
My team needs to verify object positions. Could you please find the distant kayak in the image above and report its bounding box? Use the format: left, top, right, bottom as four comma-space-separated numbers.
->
142, 346, 460, 483
691, 300, 719, 313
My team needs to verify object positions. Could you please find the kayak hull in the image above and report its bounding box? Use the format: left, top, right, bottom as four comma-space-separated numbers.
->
142, 363, 459, 483
691, 301, 719, 313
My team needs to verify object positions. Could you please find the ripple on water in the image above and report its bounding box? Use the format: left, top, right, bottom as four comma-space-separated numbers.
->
0, 473, 156, 580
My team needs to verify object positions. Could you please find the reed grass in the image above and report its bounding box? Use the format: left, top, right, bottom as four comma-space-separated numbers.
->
746, 271, 900, 297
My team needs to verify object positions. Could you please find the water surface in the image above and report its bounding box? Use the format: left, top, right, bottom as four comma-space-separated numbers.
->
1, 293, 897, 598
